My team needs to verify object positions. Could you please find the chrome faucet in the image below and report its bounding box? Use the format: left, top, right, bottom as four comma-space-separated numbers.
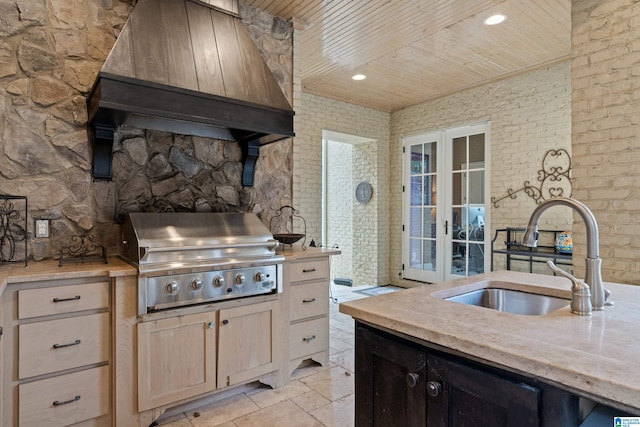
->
522, 197, 610, 310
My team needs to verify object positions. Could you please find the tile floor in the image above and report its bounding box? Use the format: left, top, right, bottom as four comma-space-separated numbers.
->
157, 284, 369, 427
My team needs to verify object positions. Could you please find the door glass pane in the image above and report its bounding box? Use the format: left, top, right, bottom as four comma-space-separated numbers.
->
451, 241, 466, 275
468, 170, 485, 204
410, 145, 423, 174
410, 239, 422, 269
469, 134, 485, 163
410, 176, 422, 205
425, 142, 437, 173
451, 207, 463, 237
424, 176, 436, 205
451, 172, 463, 205
468, 243, 484, 276
423, 207, 436, 238
410, 208, 421, 237
452, 136, 467, 171
423, 240, 436, 271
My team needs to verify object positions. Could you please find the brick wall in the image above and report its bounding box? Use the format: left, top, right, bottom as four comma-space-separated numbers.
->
572, 0, 640, 284
326, 141, 353, 281
293, 92, 391, 285
390, 63, 573, 285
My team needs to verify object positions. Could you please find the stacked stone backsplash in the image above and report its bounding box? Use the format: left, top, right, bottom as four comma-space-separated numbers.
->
0, 0, 293, 261
113, 127, 293, 223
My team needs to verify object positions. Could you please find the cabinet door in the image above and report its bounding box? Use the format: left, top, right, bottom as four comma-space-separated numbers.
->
355, 325, 427, 427
427, 354, 540, 426
138, 311, 217, 411
218, 300, 277, 387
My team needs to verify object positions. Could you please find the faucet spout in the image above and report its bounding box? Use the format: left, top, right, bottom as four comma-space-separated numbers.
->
522, 197, 607, 310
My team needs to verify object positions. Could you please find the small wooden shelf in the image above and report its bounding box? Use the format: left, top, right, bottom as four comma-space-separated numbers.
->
491, 228, 572, 273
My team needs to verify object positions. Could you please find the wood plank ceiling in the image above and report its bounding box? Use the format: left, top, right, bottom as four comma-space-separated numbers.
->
242, 0, 571, 112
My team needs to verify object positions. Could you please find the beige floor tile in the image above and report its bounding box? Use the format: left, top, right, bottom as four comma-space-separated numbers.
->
186, 393, 260, 426
157, 415, 194, 427
299, 366, 354, 401
233, 400, 324, 427
330, 348, 355, 373
309, 393, 355, 427
249, 379, 312, 408
330, 327, 354, 343
291, 389, 331, 413
329, 337, 352, 354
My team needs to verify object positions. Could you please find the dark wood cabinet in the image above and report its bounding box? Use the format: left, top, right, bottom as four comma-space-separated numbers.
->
427, 354, 539, 426
356, 323, 427, 426
356, 322, 583, 427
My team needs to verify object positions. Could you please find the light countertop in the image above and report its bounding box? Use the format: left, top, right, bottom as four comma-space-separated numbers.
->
0, 257, 137, 298
279, 245, 341, 260
339, 270, 640, 413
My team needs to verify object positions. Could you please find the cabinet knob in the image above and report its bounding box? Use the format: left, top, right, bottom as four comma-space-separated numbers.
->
406, 372, 420, 388
426, 381, 442, 397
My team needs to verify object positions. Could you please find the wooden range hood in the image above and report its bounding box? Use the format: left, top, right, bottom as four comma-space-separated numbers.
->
86, 0, 294, 186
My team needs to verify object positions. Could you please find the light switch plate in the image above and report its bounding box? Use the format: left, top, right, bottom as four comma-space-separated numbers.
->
35, 219, 49, 238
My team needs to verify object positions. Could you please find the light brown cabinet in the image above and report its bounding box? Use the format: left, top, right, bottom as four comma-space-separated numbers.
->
137, 311, 217, 411
286, 257, 330, 375
218, 300, 278, 387
2, 278, 111, 427
136, 299, 278, 413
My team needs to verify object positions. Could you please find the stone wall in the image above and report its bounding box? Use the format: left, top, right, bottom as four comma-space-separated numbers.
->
0, 0, 293, 260
390, 62, 573, 284
572, 0, 640, 284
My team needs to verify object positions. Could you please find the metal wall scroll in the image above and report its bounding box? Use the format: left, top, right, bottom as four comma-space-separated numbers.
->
491, 149, 573, 208
0, 194, 28, 267
59, 229, 107, 266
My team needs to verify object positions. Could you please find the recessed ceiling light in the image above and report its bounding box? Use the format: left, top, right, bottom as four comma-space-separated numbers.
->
352, 74, 367, 81
484, 14, 506, 25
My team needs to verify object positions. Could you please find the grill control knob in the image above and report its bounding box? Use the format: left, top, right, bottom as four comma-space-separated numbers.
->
165, 281, 179, 294
235, 274, 246, 286
191, 278, 203, 290
213, 276, 225, 288
254, 271, 266, 282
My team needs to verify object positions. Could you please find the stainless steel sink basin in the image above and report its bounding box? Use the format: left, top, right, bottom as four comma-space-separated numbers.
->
445, 288, 570, 315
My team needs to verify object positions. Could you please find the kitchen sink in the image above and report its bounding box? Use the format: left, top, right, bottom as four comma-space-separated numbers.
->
445, 288, 570, 316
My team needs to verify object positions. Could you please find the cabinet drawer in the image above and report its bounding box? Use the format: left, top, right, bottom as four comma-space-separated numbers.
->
19, 281, 109, 319
289, 259, 329, 283
290, 317, 329, 360
19, 365, 109, 427
290, 281, 328, 322
19, 312, 109, 379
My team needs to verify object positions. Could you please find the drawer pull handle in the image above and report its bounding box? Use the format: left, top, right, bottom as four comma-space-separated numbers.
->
53, 295, 81, 303
302, 298, 316, 303
302, 268, 316, 273
303, 335, 316, 342
53, 395, 81, 406
53, 339, 81, 349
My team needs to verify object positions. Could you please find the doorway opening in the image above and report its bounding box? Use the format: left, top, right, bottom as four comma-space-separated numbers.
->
322, 130, 377, 288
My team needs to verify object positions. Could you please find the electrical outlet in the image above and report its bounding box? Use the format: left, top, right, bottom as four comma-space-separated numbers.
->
35, 219, 49, 238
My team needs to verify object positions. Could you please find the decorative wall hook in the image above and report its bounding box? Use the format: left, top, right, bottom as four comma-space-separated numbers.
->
491, 149, 573, 208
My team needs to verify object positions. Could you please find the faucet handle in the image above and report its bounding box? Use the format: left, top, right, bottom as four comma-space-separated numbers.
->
546, 261, 592, 316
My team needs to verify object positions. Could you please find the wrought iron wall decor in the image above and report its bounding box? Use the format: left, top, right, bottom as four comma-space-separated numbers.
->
491, 149, 573, 208
0, 194, 28, 267
59, 228, 108, 266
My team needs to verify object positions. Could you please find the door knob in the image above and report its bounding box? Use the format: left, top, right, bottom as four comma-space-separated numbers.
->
406, 372, 420, 388
426, 380, 442, 397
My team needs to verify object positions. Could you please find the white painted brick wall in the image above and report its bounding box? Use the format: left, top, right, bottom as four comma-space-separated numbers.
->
572, 0, 640, 284
293, 92, 391, 285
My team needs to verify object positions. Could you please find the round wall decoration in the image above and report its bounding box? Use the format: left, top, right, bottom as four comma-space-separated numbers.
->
355, 181, 373, 204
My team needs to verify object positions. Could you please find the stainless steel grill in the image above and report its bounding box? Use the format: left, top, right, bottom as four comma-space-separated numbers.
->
121, 212, 283, 315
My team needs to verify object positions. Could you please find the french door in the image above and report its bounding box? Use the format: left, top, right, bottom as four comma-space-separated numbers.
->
402, 123, 490, 283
